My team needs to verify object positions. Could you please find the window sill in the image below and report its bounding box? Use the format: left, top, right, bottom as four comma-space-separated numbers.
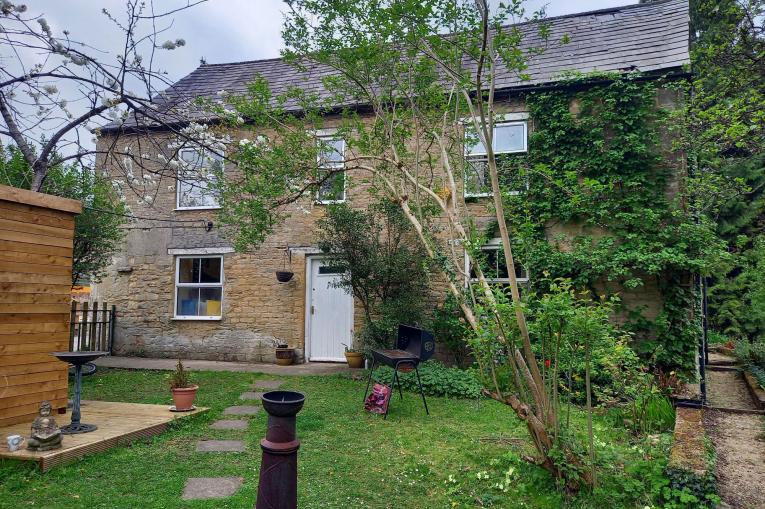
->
174, 206, 222, 211
172, 316, 222, 321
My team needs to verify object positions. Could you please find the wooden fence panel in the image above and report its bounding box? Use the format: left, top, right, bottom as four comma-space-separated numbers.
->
0, 184, 80, 426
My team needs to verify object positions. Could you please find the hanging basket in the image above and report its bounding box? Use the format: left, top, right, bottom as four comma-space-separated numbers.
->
276, 270, 294, 283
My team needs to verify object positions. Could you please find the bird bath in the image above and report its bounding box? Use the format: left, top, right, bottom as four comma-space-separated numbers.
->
51, 351, 108, 434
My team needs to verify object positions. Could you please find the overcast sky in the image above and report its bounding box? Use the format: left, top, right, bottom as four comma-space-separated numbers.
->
2, 1, 637, 159
35, 0, 637, 88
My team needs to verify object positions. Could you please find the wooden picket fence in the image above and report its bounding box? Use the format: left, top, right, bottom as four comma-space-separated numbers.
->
69, 301, 116, 353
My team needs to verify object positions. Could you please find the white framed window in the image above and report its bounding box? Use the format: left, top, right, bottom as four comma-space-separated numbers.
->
464, 120, 527, 198
316, 137, 345, 204
176, 148, 223, 210
465, 238, 529, 285
174, 256, 223, 320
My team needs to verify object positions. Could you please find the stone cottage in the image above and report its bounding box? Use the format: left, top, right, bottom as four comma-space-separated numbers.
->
95, 0, 691, 363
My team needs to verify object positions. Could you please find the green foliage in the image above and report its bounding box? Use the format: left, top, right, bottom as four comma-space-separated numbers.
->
0, 144, 126, 284
429, 292, 472, 367
500, 76, 726, 372
620, 392, 676, 435
370, 360, 483, 399
662, 467, 721, 509
735, 336, 765, 370
168, 359, 192, 389
689, 1, 765, 349
688, 0, 765, 157
317, 201, 429, 350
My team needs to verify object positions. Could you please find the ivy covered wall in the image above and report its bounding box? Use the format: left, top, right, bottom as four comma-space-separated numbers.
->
502, 74, 725, 372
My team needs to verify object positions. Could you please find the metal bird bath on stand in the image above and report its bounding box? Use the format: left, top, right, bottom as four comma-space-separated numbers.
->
52, 351, 108, 434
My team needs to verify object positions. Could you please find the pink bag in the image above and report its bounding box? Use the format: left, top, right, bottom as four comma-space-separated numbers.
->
364, 383, 392, 415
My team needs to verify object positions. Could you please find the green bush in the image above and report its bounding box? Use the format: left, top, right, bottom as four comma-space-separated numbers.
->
735, 337, 765, 370
370, 360, 482, 399
429, 293, 472, 368
662, 467, 720, 509
618, 392, 676, 435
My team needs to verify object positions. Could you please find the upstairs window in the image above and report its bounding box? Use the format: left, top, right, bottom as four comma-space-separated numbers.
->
175, 256, 223, 319
466, 238, 529, 285
464, 120, 527, 197
316, 137, 345, 203
177, 148, 223, 209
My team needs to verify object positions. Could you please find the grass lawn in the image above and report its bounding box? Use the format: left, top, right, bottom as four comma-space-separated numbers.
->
0, 368, 671, 508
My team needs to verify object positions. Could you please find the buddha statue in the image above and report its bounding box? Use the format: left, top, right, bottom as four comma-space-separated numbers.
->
27, 401, 62, 451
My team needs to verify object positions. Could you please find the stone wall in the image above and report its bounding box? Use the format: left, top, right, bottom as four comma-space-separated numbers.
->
95, 92, 680, 363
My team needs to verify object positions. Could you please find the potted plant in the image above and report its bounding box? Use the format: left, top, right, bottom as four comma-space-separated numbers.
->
342, 343, 364, 369
275, 343, 294, 366
169, 359, 198, 411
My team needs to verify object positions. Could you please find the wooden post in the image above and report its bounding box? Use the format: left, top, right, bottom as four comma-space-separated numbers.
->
101, 302, 108, 351
80, 301, 88, 351
89, 301, 98, 351
110, 305, 116, 354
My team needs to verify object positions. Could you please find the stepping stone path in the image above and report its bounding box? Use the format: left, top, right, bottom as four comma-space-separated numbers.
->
182, 477, 244, 500
252, 379, 284, 390
181, 379, 284, 501
210, 419, 248, 430
240, 391, 265, 400
196, 440, 246, 452
223, 405, 261, 416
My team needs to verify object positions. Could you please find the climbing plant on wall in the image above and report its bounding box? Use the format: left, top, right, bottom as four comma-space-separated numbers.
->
503, 74, 727, 372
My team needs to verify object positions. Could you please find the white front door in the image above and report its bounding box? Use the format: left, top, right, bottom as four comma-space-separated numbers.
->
306, 257, 354, 362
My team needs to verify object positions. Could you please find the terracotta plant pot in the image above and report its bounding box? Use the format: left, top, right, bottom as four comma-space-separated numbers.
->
276, 271, 294, 283
344, 351, 364, 369
171, 385, 199, 411
275, 347, 294, 366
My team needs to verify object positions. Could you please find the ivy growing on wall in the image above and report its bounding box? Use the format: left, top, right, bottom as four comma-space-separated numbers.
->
503, 74, 726, 372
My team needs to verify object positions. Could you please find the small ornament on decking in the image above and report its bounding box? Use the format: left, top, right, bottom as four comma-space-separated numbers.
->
255, 390, 305, 509
26, 401, 62, 451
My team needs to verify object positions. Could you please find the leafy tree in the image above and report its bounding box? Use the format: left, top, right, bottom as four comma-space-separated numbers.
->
0, 0, 216, 198
0, 144, 126, 285
207, 0, 603, 489
685, 0, 765, 340
316, 200, 429, 350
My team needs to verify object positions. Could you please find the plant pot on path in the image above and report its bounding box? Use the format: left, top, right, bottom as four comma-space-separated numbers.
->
344, 351, 364, 369
275, 347, 294, 366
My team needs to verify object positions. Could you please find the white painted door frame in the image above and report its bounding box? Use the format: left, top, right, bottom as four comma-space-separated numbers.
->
305, 255, 354, 362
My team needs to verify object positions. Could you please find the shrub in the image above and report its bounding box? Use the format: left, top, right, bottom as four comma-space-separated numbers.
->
430, 293, 472, 368
317, 201, 429, 351
168, 359, 192, 389
735, 337, 765, 370
662, 467, 720, 509
371, 360, 482, 399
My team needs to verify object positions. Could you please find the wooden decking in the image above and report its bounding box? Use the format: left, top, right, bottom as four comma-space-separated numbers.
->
0, 400, 207, 471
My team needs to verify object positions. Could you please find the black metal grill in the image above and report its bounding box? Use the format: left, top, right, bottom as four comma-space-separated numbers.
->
364, 324, 435, 418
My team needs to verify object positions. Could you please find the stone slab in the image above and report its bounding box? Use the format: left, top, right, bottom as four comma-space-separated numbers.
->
181, 477, 244, 500
196, 440, 246, 452
239, 391, 265, 401
210, 419, 248, 430
252, 380, 284, 389
223, 405, 260, 416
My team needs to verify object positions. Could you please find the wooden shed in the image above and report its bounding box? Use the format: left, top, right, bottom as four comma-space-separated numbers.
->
0, 184, 81, 427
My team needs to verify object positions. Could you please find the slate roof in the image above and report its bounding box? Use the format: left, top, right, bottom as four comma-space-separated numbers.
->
103, 0, 689, 132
